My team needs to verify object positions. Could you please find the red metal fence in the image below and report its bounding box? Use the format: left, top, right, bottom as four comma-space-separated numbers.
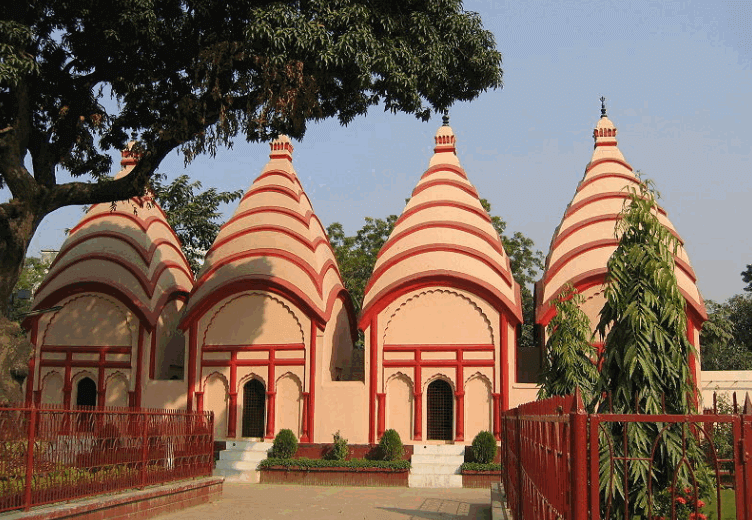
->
501, 391, 752, 520
0, 404, 214, 513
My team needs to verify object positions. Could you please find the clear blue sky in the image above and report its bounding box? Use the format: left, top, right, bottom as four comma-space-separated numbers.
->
14, 0, 752, 304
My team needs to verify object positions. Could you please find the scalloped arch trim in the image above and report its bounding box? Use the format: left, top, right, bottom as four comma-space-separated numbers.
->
382, 288, 494, 345
41, 293, 134, 346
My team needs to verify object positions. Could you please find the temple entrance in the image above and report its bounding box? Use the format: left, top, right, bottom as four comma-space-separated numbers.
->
426, 379, 453, 441
76, 377, 97, 407
242, 379, 266, 438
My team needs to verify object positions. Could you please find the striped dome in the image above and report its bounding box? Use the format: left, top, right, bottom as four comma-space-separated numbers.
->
30, 148, 194, 325
181, 136, 350, 325
359, 123, 522, 325
535, 114, 706, 325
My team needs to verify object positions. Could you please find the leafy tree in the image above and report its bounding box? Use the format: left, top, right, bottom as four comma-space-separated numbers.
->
538, 284, 598, 403
0, 0, 503, 400
327, 215, 398, 316
742, 264, 752, 292
8, 256, 51, 320
150, 173, 243, 274
701, 295, 752, 370
595, 179, 709, 518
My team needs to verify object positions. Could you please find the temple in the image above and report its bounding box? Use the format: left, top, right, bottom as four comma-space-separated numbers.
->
23, 106, 712, 449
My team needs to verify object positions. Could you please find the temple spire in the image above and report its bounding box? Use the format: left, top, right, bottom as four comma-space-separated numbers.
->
600, 96, 607, 118
442, 110, 450, 126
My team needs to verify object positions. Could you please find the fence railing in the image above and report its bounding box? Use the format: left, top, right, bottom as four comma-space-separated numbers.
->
501, 390, 752, 520
0, 404, 214, 513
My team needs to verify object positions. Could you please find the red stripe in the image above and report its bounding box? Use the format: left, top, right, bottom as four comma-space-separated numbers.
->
577, 172, 636, 193
377, 221, 505, 260
585, 157, 634, 174
394, 200, 491, 227
420, 164, 468, 180
411, 178, 478, 198
366, 243, 513, 293
544, 239, 618, 284
208, 225, 333, 257
241, 184, 300, 204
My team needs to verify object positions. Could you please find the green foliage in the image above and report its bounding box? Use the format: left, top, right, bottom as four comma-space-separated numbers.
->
470, 431, 497, 464
325, 431, 349, 461
742, 265, 752, 292
327, 215, 398, 315
701, 295, 752, 370
271, 429, 298, 459
538, 284, 599, 404
150, 173, 243, 274
9, 256, 51, 320
460, 462, 501, 472
378, 429, 404, 461
595, 178, 711, 518
258, 457, 410, 471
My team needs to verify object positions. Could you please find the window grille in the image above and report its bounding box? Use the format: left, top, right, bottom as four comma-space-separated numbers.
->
242, 379, 266, 438
426, 379, 453, 441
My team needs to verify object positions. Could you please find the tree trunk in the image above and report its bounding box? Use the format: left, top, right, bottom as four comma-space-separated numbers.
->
0, 199, 40, 404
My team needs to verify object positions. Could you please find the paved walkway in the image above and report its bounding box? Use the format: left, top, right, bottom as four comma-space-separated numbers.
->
155, 484, 491, 520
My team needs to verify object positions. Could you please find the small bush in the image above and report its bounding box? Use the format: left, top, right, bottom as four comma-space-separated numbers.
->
271, 429, 298, 459
259, 457, 410, 471
378, 429, 404, 461
471, 431, 497, 464
460, 462, 501, 472
325, 431, 349, 461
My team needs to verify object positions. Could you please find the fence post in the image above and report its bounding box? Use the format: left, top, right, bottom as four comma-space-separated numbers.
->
570, 388, 587, 520
140, 411, 148, 487
742, 394, 752, 520
23, 405, 38, 511
515, 406, 523, 520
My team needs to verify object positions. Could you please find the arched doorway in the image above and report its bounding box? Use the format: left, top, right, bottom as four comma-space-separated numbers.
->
427, 379, 453, 441
76, 377, 97, 407
242, 379, 266, 438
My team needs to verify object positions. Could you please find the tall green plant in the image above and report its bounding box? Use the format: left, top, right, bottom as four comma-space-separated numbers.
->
537, 284, 599, 404
595, 179, 709, 518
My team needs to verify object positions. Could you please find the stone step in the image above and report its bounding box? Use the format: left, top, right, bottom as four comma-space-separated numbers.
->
409, 463, 462, 475
411, 444, 466, 456
219, 449, 270, 462
213, 468, 260, 483
411, 454, 465, 465
223, 440, 273, 452
214, 460, 261, 472
408, 474, 463, 488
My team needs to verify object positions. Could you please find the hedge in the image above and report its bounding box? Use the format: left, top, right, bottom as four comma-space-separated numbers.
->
259, 457, 410, 471
460, 462, 501, 472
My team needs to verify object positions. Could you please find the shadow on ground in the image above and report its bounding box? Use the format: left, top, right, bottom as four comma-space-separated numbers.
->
380, 498, 491, 519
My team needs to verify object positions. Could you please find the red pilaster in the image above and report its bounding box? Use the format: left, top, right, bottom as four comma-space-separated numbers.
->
227, 392, 238, 438
413, 392, 422, 441
308, 321, 316, 442
63, 352, 72, 408
368, 317, 378, 444
149, 329, 158, 379
301, 392, 310, 442
97, 351, 106, 408
492, 393, 501, 441
195, 391, 204, 413
265, 391, 276, 438
377, 393, 386, 438
500, 313, 510, 411
134, 324, 145, 407
455, 391, 464, 442
187, 322, 198, 412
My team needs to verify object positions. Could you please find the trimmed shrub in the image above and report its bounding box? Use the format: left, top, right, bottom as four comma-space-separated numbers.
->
271, 429, 298, 459
471, 431, 497, 464
259, 457, 410, 471
378, 429, 404, 461
325, 431, 349, 461
460, 462, 501, 472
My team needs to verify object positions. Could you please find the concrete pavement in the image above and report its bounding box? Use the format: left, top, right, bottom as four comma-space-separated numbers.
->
154, 483, 491, 520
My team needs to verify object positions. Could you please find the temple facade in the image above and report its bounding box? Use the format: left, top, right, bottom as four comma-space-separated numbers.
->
24, 109, 712, 444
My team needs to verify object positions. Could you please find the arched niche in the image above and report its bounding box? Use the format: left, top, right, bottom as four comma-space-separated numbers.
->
242, 378, 266, 438
40, 372, 64, 405
204, 373, 229, 439
275, 373, 302, 437
464, 373, 492, 442
105, 372, 129, 407
386, 373, 413, 442
425, 377, 454, 441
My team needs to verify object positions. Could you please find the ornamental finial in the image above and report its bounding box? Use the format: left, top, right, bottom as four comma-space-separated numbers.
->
600, 96, 607, 118
442, 111, 450, 126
